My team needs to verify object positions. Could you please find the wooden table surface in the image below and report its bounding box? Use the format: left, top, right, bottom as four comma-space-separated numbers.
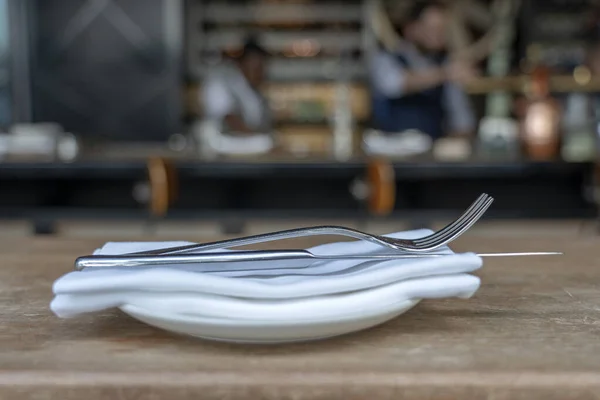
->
1, 230, 600, 399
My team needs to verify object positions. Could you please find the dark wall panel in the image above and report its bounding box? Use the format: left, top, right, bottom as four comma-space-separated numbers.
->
29, 0, 182, 141
0, 0, 10, 127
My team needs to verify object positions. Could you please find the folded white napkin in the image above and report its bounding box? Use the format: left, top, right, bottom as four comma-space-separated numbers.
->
50, 230, 483, 319
209, 132, 273, 155
52, 274, 480, 320
362, 129, 432, 157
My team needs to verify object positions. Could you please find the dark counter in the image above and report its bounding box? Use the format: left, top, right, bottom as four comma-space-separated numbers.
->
0, 160, 595, 221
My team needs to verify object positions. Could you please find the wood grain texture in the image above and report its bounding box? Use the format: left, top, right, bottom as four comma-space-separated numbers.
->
1, 230, 600, 399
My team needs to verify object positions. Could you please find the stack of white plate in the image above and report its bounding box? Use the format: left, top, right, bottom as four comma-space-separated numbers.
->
192, 120, 274, 156
362, 129, 432, 157
51, 230, 483, 343
207, 131, 274, 156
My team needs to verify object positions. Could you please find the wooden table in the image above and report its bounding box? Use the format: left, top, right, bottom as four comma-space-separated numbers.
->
2, 232, 600, 399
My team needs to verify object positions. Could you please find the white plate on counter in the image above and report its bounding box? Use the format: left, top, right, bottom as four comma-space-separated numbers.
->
117, 273, 480, 343
120, 299, 420, 343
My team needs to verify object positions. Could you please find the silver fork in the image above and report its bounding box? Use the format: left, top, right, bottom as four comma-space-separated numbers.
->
134, 193, 494, 255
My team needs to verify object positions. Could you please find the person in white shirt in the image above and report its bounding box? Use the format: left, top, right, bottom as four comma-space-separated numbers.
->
201, 37, 272, 134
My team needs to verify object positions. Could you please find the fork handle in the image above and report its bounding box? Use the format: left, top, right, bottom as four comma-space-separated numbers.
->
75, 250, 315, 270
132, 226, 397, 256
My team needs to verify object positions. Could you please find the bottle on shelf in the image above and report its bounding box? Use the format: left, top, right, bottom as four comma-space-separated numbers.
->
330, 51, 354, 161
520, 64, 561, 161
193, 118, 220, 160
561, 66, 597, 162
476, 0, 520, 161
331, 81, 354, 161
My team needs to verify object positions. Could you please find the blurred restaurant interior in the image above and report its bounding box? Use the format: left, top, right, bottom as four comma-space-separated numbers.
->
1, 0, 600, 235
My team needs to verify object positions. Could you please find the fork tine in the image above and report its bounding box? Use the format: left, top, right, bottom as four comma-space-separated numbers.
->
424, 197, 493, 248
416, 197, 493, 248
413, 193, 490, 245
416, 196, 493, 246
414, 195, 492, 246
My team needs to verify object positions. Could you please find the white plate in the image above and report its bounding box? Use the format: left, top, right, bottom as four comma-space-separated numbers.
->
211, 132, 274, 155
115, 273, 480, 343
120, 298, 420, 343
362, 129, 432, 157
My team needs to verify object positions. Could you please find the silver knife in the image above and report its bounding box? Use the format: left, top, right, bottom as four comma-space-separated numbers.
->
74, 249, 563, 270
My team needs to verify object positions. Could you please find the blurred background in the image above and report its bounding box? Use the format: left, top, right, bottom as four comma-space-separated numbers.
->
1, 0, 599, 238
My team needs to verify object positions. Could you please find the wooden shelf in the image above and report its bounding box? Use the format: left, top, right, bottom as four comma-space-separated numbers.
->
187, 82, 371, 121
202, 3, 363, 23
466, 75, 600, 94
186, 74, 600, 124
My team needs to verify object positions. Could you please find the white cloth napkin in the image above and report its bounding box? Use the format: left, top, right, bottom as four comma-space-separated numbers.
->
50, 230, 483, 319
52, 274, 480, 320
362, 129, 432, 157
209, 132, 274, 155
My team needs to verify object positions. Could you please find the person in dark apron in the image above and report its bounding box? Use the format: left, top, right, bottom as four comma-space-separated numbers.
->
368, 1, 476, 140
202, 37, 272, 134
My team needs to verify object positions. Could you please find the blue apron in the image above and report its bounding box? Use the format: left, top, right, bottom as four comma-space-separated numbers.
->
371, 52, 447, 139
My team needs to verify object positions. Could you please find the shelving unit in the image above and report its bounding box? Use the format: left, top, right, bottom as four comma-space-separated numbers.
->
519, 0, 593, 71
186, 0, 366, 81
185, 0, 369, 152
